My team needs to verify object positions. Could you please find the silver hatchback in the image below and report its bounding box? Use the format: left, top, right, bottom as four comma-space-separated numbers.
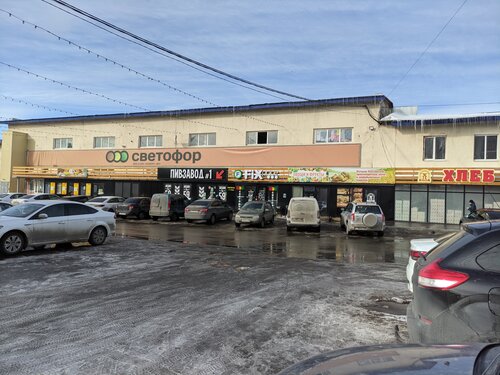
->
340, 202, 385, 236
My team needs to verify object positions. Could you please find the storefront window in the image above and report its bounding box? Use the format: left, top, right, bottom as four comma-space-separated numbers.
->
29, 179, 44, 193
465, 193, 483, 212
395, 191, 410, 221
411, 191, 428, 222
485, 186, 500, 209
429, 192, 445, 223
292, 186, 303, 197
446, 192, 464, 224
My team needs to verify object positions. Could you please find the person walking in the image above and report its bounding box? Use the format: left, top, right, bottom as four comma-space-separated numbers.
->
467, 200, 477, 216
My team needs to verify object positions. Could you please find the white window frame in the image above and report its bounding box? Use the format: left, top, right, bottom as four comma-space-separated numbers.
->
246, 130, 278, 145
474, 134, 498, 161
139, 135, 162, 148
53, 138, 73, 149
93, 136, 115, 149
189, 133, 216, 147
313, 128, 353, 144
423, 135, 446, 160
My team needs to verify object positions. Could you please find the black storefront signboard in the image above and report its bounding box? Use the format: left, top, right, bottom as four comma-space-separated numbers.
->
158, 168, 228, 182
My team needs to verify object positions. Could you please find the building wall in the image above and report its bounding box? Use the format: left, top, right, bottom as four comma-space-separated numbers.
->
391, 122, 499, 168
8, 104, 387, 168
0, 131, 27, 192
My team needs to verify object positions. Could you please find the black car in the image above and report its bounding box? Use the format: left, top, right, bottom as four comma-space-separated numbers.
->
278, 343, 500, 375
407, 220, 500, 344
116, 197, 151, 219
460, 208, 500, 224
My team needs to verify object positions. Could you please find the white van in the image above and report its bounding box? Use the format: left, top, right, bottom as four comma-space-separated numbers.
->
149, 193, 190, 221
286, 197, 321, 232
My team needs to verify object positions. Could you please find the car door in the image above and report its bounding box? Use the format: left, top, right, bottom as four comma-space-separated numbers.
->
64, 203, 98, 241
139, 198, 150, 215
210, 200, 222, 219
264, 203, 273, 222
28, 203, 66, 244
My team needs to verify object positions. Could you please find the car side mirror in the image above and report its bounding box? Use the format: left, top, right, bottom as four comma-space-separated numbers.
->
38, 213, 48, 219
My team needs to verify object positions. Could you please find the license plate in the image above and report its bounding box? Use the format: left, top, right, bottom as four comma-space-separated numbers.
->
241, 219, 251, 223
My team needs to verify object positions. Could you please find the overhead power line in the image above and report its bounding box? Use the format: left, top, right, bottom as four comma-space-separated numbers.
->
42, 0, 308, 101
0, 61, 150, 111
1, 94, 78, 115
389, 0, 468, 95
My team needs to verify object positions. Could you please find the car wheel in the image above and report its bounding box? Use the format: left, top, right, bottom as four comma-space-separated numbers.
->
260, 218, 265, 228
89, 226, 107, 246
170, 213, 179, 222
227, 212, 233, 221
286, 226, 292, 232
235, 223, 241, 228
208, 215, 216, 225
1, 231, 26, 255
377, 231, 384, 237
315, 226, 321, 233
151, 216, 158, 221
138, 212, 146, 220
186, 219, 193, 223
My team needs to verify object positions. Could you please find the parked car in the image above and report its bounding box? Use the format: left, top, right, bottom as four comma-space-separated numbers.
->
407, 220, 500, 343
234, 201, 275, 228
115, 197, 151, 219
286, 197, 321, 232
0, 193, 25, 203
406, 232, 455, 292
86, 196, 125, 212
149, 193, 190, 221
460, 208, 500, 224
184, 199, 233, 224
0, 200, 115, 256
277, 343, 500, 375
0, 202, 12, 212
340, 201, 385, 236
11, 193, 60, 206
61, 195, 91, 203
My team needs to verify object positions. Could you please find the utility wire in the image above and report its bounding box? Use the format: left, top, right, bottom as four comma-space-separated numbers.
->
401, 101, 500, 108
42, 0, 308, 101
0, 61, 150, 111
389, 0, 468, 95
1, 95, 78, 115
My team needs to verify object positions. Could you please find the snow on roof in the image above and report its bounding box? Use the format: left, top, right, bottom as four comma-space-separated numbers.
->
381, 111, 500, 126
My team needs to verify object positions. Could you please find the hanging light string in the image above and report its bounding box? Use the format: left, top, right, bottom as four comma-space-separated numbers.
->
1, 94, 78, 115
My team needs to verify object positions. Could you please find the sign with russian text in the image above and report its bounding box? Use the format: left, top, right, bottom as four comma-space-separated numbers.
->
228, 168, 289, 183
288, 168, 395, 184
396, 168, 500, 185
442, 169, 495, 183
158, 168, 227, 182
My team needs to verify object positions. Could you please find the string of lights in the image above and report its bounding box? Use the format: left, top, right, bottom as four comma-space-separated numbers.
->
0, 61, 150, 111
1, 95, 78, 115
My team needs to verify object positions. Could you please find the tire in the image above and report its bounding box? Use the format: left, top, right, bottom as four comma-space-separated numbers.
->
187, 219, 193, 223
260, 218, 265, 228
138, 211, 146, 220
227, 212, 233, 221
32, 245, 45, 250
286, 226, 292, 232
315, 226, 321, 233
89, 226, 107, 246
151, 216, 158, 221
208, 215, 216, 225
170, 213, 179, 222
1, 231, 26, 255
377, 231, 385, 237
235, 223, 241, 228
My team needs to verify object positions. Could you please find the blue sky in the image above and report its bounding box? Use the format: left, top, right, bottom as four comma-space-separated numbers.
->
1, 0, 499, 134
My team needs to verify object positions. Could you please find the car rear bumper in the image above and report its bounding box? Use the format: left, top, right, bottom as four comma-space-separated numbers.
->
185, 213, 209, 220
287, 220, 320, 228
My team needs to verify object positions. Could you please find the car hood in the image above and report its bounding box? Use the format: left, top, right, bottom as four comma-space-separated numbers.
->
238, 209, 262, 215
277, 344, 490, 375
0, 216, 24, 222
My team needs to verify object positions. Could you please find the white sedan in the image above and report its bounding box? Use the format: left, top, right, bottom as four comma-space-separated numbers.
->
406, 232, 455, 292
11, 193, 61, 206
0, 200, 115, 256
85, 196, 125, 212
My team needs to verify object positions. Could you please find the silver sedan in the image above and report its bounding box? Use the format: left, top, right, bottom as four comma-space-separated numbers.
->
184, 199, 233, 224
0, 200, 115, 256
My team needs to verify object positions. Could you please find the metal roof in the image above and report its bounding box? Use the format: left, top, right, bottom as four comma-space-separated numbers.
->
381, 111, 500, 126
6, 95, 392, 125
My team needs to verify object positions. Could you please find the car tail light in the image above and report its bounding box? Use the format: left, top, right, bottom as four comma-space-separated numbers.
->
200, 208, 208, 213
410, 250, 427, 260
128, 205, 134, 209
168, 200, 171, 210
418, 258, 469, 290
351, 213, 355, 221
381, 213, 385, 222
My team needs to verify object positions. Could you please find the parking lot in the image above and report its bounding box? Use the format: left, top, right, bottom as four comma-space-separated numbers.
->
0, 219, 457, 374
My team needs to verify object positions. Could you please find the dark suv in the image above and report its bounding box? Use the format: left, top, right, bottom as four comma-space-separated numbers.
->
407, 220, 500, 343
116, 197, 151, 219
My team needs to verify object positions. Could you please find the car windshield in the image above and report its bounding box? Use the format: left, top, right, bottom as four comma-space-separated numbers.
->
241, 202, 264, 211
190, 200, 210, 207
290, 200, 316, 212
124, 198, 141, 204
88, 197, 107, 203
0, 203, 44, 218
355, 205, 382, 214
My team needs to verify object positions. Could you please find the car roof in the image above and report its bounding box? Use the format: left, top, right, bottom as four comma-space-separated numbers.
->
462, 219, 500, 236
19, 200, 86, 206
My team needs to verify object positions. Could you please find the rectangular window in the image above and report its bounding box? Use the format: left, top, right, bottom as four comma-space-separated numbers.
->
423, 136, 446, 160
314, 128, 352, 144
474, 135, 497, 160
53, 138, 73, 149
139, 135, 162, 148
188, 133, 216, 146
93, 136, 115, 148
246, 131, 278, 145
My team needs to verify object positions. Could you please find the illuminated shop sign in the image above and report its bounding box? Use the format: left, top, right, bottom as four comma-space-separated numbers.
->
229, 168, 289, 182
106, 150, 202, 164
397, 168, 499, 185
442, 169, 495, 183
158, 168, 227, 182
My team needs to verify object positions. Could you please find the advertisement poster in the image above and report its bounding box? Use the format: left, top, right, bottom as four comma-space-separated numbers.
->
288, 168, 395, 184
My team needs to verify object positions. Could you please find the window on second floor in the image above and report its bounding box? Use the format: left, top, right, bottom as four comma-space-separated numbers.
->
423, 136, 446, 160
189, 133, 216, 146
94, 136, 115, 148
139, 135, 162, 148
474, 135, 497, 160
53, 138, 73, 149
314, 128, 353, 143
246, 130, 278, 145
